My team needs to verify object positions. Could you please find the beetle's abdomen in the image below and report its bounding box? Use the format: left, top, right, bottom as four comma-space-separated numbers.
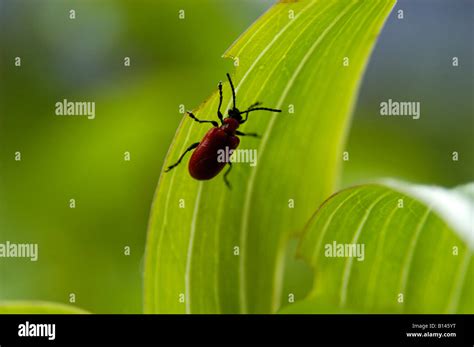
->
189, 127, 240, 180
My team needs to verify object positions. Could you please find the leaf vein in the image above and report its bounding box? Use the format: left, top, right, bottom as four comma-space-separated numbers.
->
339, 191, 391, 307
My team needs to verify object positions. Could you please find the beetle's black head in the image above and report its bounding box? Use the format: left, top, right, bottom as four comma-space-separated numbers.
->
228, 108, 242, 122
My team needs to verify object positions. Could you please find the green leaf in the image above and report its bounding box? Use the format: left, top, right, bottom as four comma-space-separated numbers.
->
282, 183, 473, 313
0, 301, 89, 314
144, 0, 396, 313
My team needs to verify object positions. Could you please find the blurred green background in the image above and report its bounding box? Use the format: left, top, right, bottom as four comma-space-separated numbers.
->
0, 0, 472, 313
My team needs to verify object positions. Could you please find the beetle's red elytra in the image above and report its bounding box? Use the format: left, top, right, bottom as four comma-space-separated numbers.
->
164, 73, 281, 188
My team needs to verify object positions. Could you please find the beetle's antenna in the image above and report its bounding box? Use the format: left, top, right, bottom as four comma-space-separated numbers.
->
241, 107, 282, 114
239, 107, 281, 124
226, 73, 236, 109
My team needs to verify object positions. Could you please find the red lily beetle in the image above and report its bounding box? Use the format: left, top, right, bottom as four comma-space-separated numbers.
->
165, 73, 281, 188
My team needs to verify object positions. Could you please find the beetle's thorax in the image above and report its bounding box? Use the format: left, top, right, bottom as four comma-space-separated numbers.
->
222, 117, 239, 134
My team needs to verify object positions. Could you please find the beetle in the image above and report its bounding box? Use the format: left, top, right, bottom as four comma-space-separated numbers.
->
164, 73, 281, 188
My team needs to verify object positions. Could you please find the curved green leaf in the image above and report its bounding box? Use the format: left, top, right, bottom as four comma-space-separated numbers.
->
144, 0, 396, 313
0, 301, 89, 314
283, 183, 473, 313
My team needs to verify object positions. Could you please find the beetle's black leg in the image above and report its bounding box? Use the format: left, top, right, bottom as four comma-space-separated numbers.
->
240, 102, 261, 123
243, 107, 282, 113
247, 101, 262, 109
217, 82, 224, 124
236, 130, 261, 138
239, 107, 282, 124
165, 142, 199, 172
186, 111, 219, 127
223, 162, 232, 189
226, 73, 236, 110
